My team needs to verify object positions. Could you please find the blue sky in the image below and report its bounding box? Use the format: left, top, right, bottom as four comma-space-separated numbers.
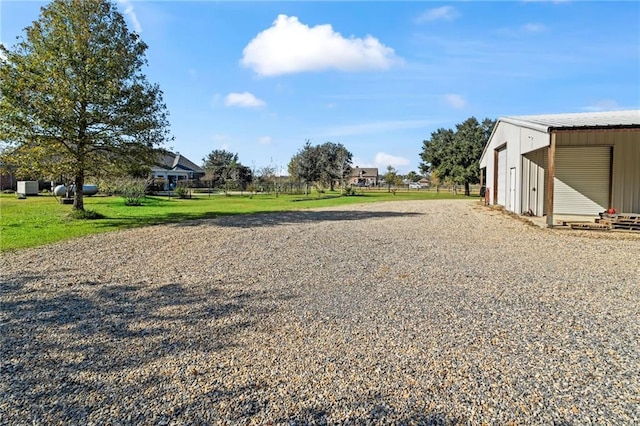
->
2, 1, 639, 174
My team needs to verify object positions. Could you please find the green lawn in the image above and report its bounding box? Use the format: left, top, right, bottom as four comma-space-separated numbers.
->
0, 189, 472, 252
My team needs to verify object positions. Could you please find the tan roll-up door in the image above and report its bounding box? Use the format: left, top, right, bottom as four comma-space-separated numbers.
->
553, 147, 611, 215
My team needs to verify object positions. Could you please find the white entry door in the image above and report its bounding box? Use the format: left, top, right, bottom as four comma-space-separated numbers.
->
509, 167, 516, 212
497, 148, 507, 206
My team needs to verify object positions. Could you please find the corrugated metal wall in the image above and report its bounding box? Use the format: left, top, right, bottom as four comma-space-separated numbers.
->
611, 132, 640, 213
557, 130, 640, 213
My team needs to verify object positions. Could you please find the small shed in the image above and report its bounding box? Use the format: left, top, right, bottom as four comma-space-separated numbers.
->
17, 181, 39, 196
479, 110, 640, 226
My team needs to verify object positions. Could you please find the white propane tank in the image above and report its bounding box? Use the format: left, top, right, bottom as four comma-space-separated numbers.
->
53, 184, 99, 197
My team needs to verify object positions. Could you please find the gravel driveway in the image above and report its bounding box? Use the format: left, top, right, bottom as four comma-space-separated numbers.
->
1, 199, 639, 424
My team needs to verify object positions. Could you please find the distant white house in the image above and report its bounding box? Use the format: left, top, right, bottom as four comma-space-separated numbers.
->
479, 110, 640, 226
150, 152, 205, 190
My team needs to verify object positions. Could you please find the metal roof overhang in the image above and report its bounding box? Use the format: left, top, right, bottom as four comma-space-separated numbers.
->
479, 117, 639, 166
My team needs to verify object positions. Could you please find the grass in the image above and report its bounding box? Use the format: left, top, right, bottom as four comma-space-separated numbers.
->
0, 189, 473, 252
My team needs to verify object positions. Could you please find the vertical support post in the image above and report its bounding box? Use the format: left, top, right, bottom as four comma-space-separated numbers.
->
546, 132, 556, 227
493, 149, 499, 204
608, 146, 614, 210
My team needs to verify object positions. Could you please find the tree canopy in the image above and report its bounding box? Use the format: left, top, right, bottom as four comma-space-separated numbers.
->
383, 165, 402, 192
317, 142, 352, 192
419, 117, 495, 195
288, 140, 353, 194
0, 0, 171, 210
201, 149, 252, 190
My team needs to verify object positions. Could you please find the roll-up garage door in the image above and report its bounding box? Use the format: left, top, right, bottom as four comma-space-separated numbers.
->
553, 147, 610, 215
497, 148, 507, 206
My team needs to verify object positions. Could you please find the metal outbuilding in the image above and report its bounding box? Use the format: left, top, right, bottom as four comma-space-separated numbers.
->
479, 110, 640, 226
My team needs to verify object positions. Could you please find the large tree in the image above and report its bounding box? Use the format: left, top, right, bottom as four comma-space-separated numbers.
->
419, 117, 495, 196
288, 140, 322, 195
383, 165, 402, 193
317, 142, 352, 192
201, 149, 252, 191
202, 149, 239, 187
0, 0, 171, 211
288, 140, 353, 195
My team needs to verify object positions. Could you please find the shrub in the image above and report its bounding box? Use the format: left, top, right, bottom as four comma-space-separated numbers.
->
174, 183, 191, 199
118, 178, 150, 206
343, 186, 358, 196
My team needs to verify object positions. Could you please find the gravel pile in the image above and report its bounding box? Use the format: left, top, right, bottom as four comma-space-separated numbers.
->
1, 199, 639, 424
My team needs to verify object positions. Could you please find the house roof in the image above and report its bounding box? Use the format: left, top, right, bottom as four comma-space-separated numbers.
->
351, 167, 378, 178
155, 152, 204, 173
500, 109, 640, 133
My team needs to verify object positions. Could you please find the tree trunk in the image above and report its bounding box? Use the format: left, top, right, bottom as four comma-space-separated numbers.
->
464, 181, 470, 196
73, 172, 85, 211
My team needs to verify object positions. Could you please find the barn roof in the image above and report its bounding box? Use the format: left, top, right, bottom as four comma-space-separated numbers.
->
500, 109, 640, 133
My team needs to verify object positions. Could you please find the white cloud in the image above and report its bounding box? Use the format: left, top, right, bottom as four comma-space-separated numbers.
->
352, 157, 376, 169
522, 22, 547, 33
443, 94, 467, 109
496, 22, 549, 37
416, 6, 459, 23
258, 136, 272, 145
224, 92, 266, 108
374, 152, 410, 168
322, 119, 433, 137
583, 99, 620, 112
118, 0, 142, 33
241, 14, 399, 76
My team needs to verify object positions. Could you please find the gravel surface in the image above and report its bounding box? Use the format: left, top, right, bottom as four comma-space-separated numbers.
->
1, 199, 639, 424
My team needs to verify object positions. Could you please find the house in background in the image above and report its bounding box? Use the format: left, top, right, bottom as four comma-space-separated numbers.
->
349, 167, 379, 187
151, 151, 205, 190
479, 110, 640, 226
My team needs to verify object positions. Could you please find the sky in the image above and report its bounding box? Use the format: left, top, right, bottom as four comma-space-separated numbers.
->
1, 1, 639, 174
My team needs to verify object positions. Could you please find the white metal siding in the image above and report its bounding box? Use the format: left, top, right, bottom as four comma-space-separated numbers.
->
553, 147, 611, 215
497, 149, 507, 206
